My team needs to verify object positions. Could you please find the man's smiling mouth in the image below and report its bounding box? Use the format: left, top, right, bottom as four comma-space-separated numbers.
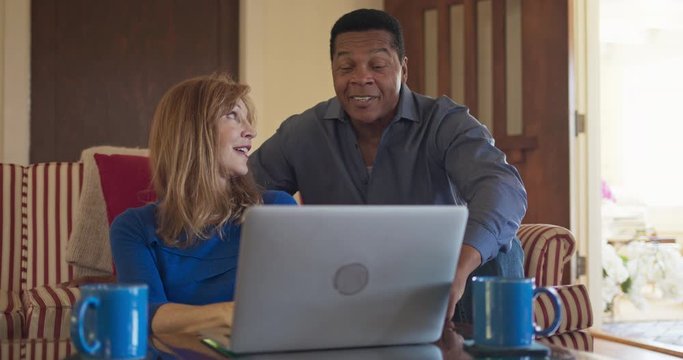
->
350, 96, 377, 103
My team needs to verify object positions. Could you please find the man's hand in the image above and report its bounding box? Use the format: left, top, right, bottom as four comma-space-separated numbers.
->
445, 244, 482, 325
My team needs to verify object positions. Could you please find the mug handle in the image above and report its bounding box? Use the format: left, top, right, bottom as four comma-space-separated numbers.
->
532, 287, 562, 337
70, 296, 101, 355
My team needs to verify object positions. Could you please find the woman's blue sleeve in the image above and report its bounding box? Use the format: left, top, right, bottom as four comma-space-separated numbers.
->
262, 190, 298, 205
110, 210, 168, 323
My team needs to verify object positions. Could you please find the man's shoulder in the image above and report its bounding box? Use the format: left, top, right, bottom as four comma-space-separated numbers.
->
426, 93, 469, 115
408, 90, 470, 122
271, 97, 340, 145
282, 97, 337, 126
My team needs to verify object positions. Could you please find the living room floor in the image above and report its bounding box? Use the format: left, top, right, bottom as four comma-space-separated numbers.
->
593, 337, 682, 360
596, 297, 683, 357
602, 320, 683, 347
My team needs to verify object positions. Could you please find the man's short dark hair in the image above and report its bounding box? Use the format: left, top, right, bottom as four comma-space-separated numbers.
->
330, 9, 405, 60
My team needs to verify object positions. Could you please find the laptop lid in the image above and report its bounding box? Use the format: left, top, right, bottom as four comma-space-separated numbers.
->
230, 205, 467, 354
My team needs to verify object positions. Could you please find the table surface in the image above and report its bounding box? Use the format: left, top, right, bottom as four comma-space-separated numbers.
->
1, 327, 611, 360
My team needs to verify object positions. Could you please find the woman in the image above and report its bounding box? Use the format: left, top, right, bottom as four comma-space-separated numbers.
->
110, 74, 296, 334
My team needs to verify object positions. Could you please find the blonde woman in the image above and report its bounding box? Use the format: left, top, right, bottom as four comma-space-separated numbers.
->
110, 74, 296, 334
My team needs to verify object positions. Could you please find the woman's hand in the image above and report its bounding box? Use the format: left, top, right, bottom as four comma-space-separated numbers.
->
152, 301, 235, 334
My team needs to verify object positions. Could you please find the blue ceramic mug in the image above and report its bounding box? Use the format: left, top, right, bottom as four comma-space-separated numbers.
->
70, 283, 148, 359
472, 277, 561, 348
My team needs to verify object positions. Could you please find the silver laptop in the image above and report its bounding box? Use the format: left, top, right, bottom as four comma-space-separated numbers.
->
221, 205, 467, 354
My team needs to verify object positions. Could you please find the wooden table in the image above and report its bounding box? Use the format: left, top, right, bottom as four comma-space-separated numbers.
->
1, 327, 611, 359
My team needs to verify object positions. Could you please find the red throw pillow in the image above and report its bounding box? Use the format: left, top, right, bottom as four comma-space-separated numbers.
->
94, 153, 156, 225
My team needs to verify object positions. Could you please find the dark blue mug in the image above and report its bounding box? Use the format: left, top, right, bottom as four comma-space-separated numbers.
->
70, 283, 148, 359
472, 277, 561, 348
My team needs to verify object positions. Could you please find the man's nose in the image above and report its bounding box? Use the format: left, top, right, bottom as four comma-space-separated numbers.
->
350, 66, 374, 85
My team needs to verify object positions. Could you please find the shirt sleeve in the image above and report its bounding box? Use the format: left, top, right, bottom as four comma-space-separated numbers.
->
262, 190, 298, 205
110, 209, 168, 321
437, 108, 528, 263
248, 120, 299, 194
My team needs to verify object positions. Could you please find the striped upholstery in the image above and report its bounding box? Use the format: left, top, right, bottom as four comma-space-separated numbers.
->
534, 284, 593, 334
1, 290, 23, 340
24, 163, 83, 288
23, 339, 75, 359
519, 224, 593, 352
537, 330, 594, 352
21, 162, 84, 339
518, 224, 576, 287
1, 164, 25, 339
0, 339, 75, 360
0, 339, 23, 360
22, 286, 80, 340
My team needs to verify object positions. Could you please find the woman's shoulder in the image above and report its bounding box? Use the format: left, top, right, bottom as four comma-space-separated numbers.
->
111, 202, 157, 230
262, 190, 297, 205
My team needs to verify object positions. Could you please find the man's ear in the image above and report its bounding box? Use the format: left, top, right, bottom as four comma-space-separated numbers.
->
401, 57, 408, 83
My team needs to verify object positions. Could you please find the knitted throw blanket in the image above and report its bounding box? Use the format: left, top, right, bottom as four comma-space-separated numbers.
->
66, 146, 148, 277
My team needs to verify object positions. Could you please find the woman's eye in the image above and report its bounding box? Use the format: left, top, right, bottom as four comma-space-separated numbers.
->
222, 112, 239, 123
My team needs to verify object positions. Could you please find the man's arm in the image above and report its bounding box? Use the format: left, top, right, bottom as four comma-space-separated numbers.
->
439, 110, 527, 262
446, 244, 481, 323
437, 108, 528, 321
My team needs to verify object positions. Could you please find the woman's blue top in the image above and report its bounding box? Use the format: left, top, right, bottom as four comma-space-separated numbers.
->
110, 190, 296, 317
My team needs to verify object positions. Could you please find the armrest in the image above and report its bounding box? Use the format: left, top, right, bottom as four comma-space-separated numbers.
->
1, 289, 23, 339
22, 285, 81, 339
518, 224, 576, 286
534, 284, 593, 336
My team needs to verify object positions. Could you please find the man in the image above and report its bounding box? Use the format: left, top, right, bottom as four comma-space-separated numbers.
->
248, 8, 527, 325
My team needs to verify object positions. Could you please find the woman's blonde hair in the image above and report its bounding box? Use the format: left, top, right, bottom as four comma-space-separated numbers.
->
149, 74, 261, 247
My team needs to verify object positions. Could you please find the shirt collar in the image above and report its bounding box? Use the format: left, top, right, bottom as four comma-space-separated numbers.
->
323, 84, 420, 123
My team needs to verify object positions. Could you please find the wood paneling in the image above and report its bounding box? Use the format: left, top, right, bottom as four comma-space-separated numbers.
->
385, 0, 571, 229
385, 0, 436, 94
517, 0, 570, 228
31, 0, 239, 163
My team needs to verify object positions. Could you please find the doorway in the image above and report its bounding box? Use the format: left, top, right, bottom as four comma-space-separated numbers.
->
589, 0, 683, 350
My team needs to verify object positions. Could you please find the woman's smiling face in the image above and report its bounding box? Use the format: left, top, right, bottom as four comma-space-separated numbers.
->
217, 99, 255, 178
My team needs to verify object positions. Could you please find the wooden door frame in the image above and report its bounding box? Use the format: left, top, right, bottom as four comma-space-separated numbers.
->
571, 0, 603, 326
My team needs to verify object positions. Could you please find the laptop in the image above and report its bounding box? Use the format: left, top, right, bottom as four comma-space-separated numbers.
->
205, 205, 467, 354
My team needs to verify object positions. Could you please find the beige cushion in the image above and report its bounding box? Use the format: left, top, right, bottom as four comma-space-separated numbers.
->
66, 146, 148, 277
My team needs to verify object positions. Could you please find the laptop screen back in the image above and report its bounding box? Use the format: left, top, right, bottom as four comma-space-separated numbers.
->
231, 205, 467, 353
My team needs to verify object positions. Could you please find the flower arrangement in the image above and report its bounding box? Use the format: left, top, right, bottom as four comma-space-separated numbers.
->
602, 243, 637, 314
618, 241, 683, 301
602, 240, 683, 316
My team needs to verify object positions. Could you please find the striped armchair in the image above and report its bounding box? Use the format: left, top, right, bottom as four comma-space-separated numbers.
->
1, 162, 83, 340
518, 224, 594, 351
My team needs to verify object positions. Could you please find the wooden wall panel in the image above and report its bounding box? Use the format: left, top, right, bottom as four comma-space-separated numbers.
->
31, 0, 239, 163
517, 0, 570, 228
386, 0, 571, 229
